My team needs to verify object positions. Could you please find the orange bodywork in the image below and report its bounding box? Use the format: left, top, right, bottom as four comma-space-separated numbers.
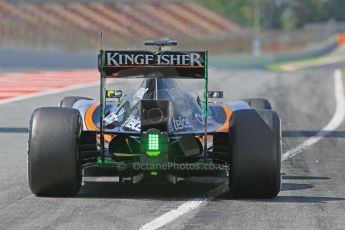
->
84, 103, 98, 130
84, 102, 233, 143
216, 104, 233, 132
84, 103, 114, 142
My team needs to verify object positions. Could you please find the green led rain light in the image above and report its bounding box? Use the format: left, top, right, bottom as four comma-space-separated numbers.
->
148, 133, 160, 151
146, 133, 160, 156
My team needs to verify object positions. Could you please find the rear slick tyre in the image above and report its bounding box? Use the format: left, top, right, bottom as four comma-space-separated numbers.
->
241, 98, 272, 110
59, 96, 92, 108
28, 107, 82, 197
229, 109, 281, 198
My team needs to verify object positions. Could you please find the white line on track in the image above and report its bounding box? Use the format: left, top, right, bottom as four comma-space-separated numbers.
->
282, 69, 345, 160
139, 182, 229, 230
139, 69, 345, 230
0, 81, 98, 106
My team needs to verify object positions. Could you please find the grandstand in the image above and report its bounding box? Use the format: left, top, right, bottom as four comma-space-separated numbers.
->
0, 0, 242, 51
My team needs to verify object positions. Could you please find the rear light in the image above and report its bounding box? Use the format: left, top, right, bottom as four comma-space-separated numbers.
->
146, 129, 161, 157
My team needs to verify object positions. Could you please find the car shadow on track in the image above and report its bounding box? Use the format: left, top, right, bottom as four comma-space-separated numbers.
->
216, 174, 345, 204
76, 173, 334, 201
282, 175, 331, 180
283, 130, 345, 138
272, 174, 345, 203
281, 182, 314, 191
77, 177, 227, 201
0, 127, 28, 133
217, 193, 345, 204
280, 174, 331, 191
266, 195, 345, 203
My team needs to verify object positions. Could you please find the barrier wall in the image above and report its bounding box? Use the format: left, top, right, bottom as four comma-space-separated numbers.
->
210, 34, 345, 69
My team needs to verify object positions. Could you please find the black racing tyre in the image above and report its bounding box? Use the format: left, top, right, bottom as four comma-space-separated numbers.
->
59, 96, 92, 108
229, 109, 281, 198
28, 107, 82, 196
242, 98, 272, 110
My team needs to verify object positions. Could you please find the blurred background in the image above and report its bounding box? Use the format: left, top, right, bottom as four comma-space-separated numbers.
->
0, 0, 344, 55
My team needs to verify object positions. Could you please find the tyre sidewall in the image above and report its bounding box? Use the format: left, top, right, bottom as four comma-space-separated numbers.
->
28, 107, 82, 196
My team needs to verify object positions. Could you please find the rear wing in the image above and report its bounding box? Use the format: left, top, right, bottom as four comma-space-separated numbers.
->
98, 50, 207, 78
97, 44, 208, 164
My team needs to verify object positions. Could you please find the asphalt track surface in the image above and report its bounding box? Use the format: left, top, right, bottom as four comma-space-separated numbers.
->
0, 68, 345, 229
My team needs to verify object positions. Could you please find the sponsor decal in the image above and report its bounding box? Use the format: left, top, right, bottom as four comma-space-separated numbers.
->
100, 50, 207, 78
134, 87, 148, 100
172, 116, 192, 130
104, 107, 125, 126
168, 120, 174, 132
121, 114, 141, 131
195, 113, 204, 124
105, 51, 204, 67
131, 87, 148, 107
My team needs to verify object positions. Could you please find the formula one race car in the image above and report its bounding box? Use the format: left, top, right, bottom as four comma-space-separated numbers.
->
28, 39, 281, 198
